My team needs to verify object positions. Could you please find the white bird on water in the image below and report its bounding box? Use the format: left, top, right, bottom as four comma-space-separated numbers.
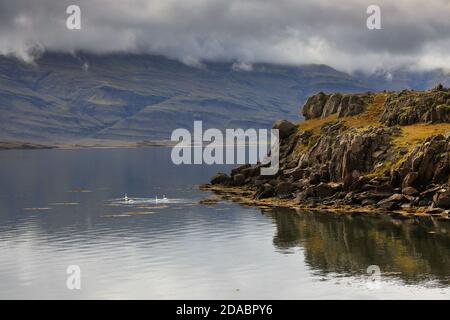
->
124, 194, 129, 202
155, 195, 169, 203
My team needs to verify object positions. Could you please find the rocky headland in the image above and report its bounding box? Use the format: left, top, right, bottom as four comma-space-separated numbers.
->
202, 85, 450, 219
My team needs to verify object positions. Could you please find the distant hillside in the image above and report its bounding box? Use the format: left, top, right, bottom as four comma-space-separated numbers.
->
0, 52, 447, 143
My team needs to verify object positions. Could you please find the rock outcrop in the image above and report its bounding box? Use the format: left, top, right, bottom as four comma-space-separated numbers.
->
302, 92, 374, 120
381, 85, 450, 126
208, 86, 450, 215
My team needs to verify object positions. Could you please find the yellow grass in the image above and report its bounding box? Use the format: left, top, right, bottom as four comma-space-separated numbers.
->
298, 114, 338, 134
395, 123, 450, 147
341, 93, 387, 129
296, 92, 450, 173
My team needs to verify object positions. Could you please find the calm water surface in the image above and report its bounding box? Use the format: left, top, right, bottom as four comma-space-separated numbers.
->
0, 148, 449, 299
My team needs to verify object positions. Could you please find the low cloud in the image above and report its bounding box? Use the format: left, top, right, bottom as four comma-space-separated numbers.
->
0, 0, 449, 72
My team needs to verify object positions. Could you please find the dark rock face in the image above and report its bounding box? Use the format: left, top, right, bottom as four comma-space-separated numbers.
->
381, 86, 450, 126
402, 186, 419, 196
256, 184, 275, 199
433, 189, 450, 208
398, 135, 450, 188
275, 182, 296, 197
233, 173, 246, 186
211, 130, 450, 211
302, 92, 373, 120
297, 126, 396, 184
321, 93, 342, 117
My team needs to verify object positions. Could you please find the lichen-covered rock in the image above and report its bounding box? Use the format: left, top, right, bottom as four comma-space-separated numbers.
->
397, 135, 450, 188
381, 85, 450, 126
297, 126, 396, 184
301, 92, 373, 120
337, 94, 371, 117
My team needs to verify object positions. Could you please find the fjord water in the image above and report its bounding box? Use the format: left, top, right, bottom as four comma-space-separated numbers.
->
0, 148, 449, 299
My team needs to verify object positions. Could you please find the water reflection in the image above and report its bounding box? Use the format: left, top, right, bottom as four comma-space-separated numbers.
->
267, 208, 450, 286
0, 147, 449, 298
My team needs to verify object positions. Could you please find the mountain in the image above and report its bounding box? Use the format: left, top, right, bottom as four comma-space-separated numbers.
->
0, 52, 448, 143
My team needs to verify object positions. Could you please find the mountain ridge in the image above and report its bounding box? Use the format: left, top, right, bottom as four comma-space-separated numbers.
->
0, 52, 448, 143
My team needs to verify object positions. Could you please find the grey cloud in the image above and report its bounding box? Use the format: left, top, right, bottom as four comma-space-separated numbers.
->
0, 0, 449, 72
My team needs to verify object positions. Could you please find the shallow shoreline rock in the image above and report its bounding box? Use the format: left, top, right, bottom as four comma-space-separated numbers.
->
199, 184, 450, 220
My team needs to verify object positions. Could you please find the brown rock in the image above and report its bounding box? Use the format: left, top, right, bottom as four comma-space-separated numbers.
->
376, 193, 408, 210
402, 172, 418, 189
275, 182, 296, 197
321, 93, 342, 118
230, 164, 251, 176
402, 186, 419, 196
233, 173, 246, 186
211, 172, 230, 185
273, 120, 296, 138
256, 184, 275, 199
315, 182, 340, 198
433, 189, 450, 208
302, 92, 329, 119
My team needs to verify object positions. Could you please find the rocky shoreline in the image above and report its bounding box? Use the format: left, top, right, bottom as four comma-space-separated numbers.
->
202, 85, 450, 220
0, 140, 55, 150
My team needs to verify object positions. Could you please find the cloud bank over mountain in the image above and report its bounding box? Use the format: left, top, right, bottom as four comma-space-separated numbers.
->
0, 0, 449, 72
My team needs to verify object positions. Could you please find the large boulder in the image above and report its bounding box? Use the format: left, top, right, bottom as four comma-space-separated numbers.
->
337, 94, 371, 117
432, 189, 450, 208
211, 172, 230, 185
233, 173, 246, 186
377, 193, 411, 210
402, 172, 418, 189
275, 182, 296, 197
315, 182, 342, 198
256, 183, 275, 199
302, 92, 371, 120
402, 186, 419, 196
302, 92, 329, 119
321, 93, 342, 118
273, 120, 296, 139
398, 135, 450, 188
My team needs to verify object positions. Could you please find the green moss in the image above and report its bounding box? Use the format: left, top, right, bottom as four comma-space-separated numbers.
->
307, 136, 319, 149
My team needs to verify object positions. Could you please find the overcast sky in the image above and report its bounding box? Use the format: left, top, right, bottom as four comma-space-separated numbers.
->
0, 0, 449, 72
